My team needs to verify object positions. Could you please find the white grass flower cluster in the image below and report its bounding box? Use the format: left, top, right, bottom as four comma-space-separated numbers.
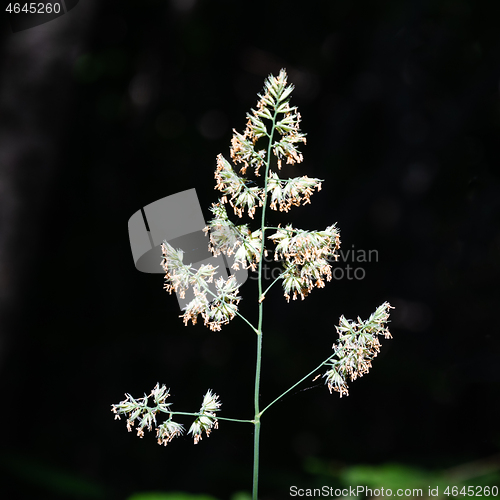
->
215, 154, 263, 218
206, 69, 341, 304
161, 241, 241, 331
111, 384, 222, 446
269, 224, 341, 301
267, 172, 322, 212
323, 302, 394, 397
156, 420, 185, 446
161, 242, 216, 299
217, 70, 316, 216
204, 202, 263, 272
111, 383, 184, 442
188, 390, 222, 444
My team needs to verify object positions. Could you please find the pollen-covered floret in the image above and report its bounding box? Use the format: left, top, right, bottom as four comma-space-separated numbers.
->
323, 303, 394, 397
268, 224, 341, 301
189, 390, 221, 444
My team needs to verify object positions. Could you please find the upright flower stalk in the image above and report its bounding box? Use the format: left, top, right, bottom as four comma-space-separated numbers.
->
252, 82, 277, 497
112, 70, 394, 500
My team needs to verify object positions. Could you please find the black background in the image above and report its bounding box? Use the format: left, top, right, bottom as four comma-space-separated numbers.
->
0, 1, 499, 499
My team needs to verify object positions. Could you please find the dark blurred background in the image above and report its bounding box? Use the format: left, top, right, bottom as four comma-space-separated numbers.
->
0, 1, 499, 499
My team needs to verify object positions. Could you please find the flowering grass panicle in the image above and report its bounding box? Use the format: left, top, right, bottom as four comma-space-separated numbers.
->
269, 224, 341, 301
161, 240, 241, 330
161, 241, 216, 299
112, 384, 177, 438
113, 69, 394, 500
323, 302, 394, 397
267, 172, 322, 212
215, 154, 263, 218
112, 384, 221, 446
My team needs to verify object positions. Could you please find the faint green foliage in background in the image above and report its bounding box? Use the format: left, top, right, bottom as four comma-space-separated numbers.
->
304, 456, 500, 499
127, 492, 251, 500
0, 452, 106, 498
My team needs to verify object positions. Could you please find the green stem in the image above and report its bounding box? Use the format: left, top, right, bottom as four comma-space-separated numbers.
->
252, 108, 278, 500
236, 310, 259, 334
169, 412, 254, 424
252, 331, 262, 498
261, 271, 284, 298
260, 351, 337, 416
